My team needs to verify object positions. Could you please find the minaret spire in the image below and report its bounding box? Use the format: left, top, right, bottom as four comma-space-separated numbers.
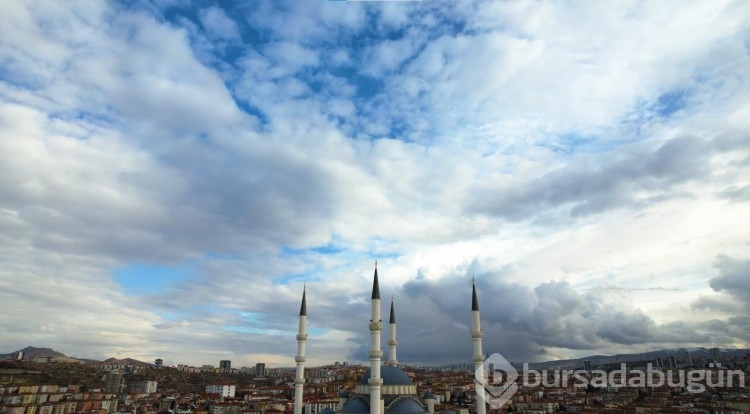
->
472, 278, 479, 311
389, 297, 396, 324
368, 265, 383, 414
471, 278, 486, 414
372, 264, 380, 300
293, 287, 308, 414
387, 297, 398, 365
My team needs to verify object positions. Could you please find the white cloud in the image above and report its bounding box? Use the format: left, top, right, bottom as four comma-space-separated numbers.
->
264, 42, 320, 71
1, 0, 749, 366
199, 6, 241, 41
360, 33, 423, 77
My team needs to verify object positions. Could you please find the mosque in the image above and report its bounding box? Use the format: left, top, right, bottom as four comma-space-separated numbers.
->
292, 266, 487, 414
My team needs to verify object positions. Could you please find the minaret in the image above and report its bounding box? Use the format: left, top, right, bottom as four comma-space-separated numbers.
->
294, 287, 308, 414
368, 264, 383, 414
387, 297, 398, 365
423, 392, 435, 414
471, 279, 486, 414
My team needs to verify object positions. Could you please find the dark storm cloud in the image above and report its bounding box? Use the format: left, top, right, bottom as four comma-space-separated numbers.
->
469, 135, 742, 221
342, 268, 750, 365
690, 255, 750, 315
708, 255, 750, 303
189, 254, 750, 366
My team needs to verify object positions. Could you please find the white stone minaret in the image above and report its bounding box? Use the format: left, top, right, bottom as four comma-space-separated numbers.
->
424, 392, 435, 414
387, 297, 398, 365
368, 264, 383, 414
294, 287, 308, 414
471, 279, 486, 414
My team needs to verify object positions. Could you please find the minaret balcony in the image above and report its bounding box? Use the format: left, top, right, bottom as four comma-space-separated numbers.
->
367, 378, 384, 387
368, 350, 383, 359
369, 321, 383, 331
296, 334, 308, 341
295, 356, 307, 363
471, 331, 483, 339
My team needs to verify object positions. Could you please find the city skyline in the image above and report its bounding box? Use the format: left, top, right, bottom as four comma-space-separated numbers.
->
1, 0, 749, 368
6, 344, 744, 371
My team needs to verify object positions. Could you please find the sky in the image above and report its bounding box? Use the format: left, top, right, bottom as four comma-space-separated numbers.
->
0, 0, 749, 368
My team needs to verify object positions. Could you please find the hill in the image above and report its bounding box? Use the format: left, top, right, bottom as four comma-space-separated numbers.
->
102, 357, 152, 366
0, 346, 75, 361
519, 347, 750, 370
13, 346, 66, 358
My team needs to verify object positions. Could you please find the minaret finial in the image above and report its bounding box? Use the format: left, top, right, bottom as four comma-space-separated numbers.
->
389, 297, 396, 324
372, 265, 380, 300
472, 277, 479, 311
387, 294, 398, 365
299, 286, 307, 316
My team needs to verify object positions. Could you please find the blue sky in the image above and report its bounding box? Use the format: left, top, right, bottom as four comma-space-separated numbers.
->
0, 0, 749, 367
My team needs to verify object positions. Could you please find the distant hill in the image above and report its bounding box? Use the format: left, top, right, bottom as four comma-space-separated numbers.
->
438, 347, 750, 371
1, 347, 152, 365
0, 346, 84, 363
0, 346, 69, 360
519, 347, 750, 370
0, 346, 153, 366
17, 346, 67, 358
102, 357, 151, 366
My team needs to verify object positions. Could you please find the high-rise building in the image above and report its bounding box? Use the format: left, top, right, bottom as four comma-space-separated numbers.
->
160, 397, 176, 411
685, 351, 693, 367
668, 356, 677, 368
206, 384, 236, 398
220, 360, 231, 372
255, 362, 266, 378
133, 381, 158, 394
583, 360, 591, 372
155, 359, 163, 368
710, 348, 721, 365
105, 373, 124, 394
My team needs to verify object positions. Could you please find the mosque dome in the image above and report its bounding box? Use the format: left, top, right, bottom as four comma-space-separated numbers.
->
358, 365, 413, 386
340, 397, 370, 414
388, 398, 428, 414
